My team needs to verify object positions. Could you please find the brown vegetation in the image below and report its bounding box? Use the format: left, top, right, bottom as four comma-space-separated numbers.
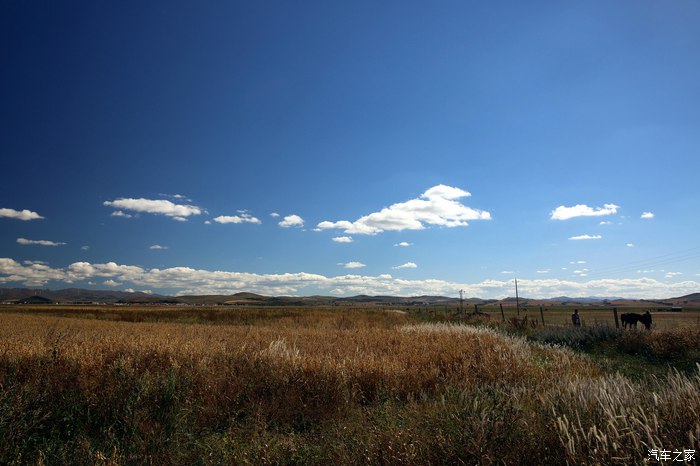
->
0, 308, 698, 465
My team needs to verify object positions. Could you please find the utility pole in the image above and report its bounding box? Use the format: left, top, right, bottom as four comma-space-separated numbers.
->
459, 289, 464, 314
515, 278, 520, 316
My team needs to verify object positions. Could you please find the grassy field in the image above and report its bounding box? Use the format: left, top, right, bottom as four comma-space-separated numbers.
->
0, 305, 698, 465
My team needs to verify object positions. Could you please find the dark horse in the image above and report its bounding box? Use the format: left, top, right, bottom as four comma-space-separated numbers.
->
621, 312, 652, 330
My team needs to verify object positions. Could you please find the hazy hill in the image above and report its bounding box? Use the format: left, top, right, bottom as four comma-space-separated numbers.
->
1, 287, 699, 307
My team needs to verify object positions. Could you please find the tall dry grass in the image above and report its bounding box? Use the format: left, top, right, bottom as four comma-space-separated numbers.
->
0, 312, 697, 464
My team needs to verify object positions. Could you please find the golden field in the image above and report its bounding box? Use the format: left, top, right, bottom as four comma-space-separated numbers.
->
0, 306, 698, 465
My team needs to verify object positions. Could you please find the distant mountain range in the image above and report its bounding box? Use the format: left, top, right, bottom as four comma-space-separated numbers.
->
1, 287, 699, 306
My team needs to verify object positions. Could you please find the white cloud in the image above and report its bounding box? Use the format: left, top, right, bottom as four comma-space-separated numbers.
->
568, 234, 602, 240
551, 203, 619, 220
103, 279, 122, 287
378, 274, 392, 279
204, 220, 211, 225
665, 272, 682, 278
111, 210, 133, 219
394, 242, 412, 247
332, 236, 353, 243
393, 262, 417, 269
270, 212, 280, 218
536, 270, 550, 274
599, 221, 613, 225
104, 198, 203, 220
81, 245, 90, 250
500, 271, 514, 274
641, 212, 655, 219
0, 208, 44, 221
149, 245, 168, 250
124, 288, 135, 293
344, 262, 366, 269
316, 184, 491, 235
626, 243, 634, 247
279, 214, 304, 228
17, 238, 66, 247
2, 257, 700, 298
213, 213, 261, 224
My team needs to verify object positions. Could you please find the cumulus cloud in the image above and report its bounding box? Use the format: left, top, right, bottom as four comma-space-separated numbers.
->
0, 208, 44, 221
103, 279, 122, 287
394, 242, 412, 247
279, 214, 304, 228
641, 212, 655, 219
213, 213, 261, 224
569, 234, 602, 240
344, 262, 366, 269
111, 210, 133, 218
1, 257, 700, 298
270, 212, 280, 218
332, 236, 353, 243
551, 204, 619, 220
149, 245, 168, 250
104, 198, 203, 220
17, 238, 66, 247
393, 262, 417, 269
316, 185, 491, 235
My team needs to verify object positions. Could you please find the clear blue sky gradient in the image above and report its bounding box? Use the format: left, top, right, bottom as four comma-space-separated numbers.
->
1, 1, 699, 297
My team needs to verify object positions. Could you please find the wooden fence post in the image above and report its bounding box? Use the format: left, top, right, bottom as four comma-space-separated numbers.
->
613, 307, 619, 329
540, 306, 545, 326
500, 303, 505, 321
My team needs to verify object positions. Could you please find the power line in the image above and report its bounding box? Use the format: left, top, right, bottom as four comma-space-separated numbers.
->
575, 246, 700, 280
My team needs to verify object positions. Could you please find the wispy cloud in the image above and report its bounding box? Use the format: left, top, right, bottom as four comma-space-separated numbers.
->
317, 185, 491, 235
536, 270, 550, 274
569, 234, 602, 240
641, 212, 655, 219
343, 261, 366, 269
332, 236, 353, 243
599, 221, 613, 225
279, 214, 304, 228
149, 245, 168, 250
213, 213, 261, 224
0, 208, 44, 221
270, 212, 280, 218
500, 270, 514, 274
104, 198, 203, 221
551, 203, 619, 220
393, 262, 417, 269
81, 246, 90, 251
626, 243, 634, 247
394, 242, 412, 247
17, 238, 66, 246
664, 272, 682, 278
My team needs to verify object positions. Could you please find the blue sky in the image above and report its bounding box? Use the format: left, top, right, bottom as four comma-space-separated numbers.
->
1, 1, 699, 298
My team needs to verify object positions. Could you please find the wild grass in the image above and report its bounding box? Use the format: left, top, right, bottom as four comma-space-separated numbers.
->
0, 310, 698, 464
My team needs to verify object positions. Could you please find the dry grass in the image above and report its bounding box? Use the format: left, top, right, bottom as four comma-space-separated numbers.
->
0, 310, 698, 465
